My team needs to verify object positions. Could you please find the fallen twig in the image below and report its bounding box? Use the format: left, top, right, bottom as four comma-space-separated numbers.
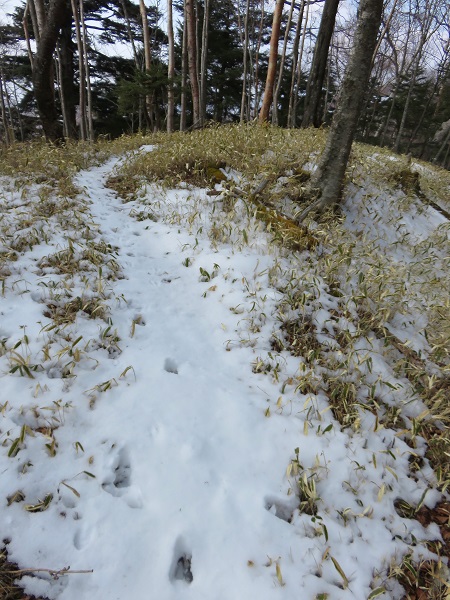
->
6, 567, 93, 577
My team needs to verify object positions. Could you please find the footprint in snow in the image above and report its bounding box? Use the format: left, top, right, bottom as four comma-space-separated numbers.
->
164, 358, 178, 375
102, 446, 131, 492
102, 445, 143, 509
73, 523, 95, 550
264, 495, 299, 523
170, 537, 193, 584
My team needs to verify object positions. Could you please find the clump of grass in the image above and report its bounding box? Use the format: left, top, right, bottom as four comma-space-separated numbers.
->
389, 554, 450, 600
324, 377, 360, 429
106, 124, 327, 197
43, 295, 108, 325
0, 135, 153, 186
271, 316, 321, 361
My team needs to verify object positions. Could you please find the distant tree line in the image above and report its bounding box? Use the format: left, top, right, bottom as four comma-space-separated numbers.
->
0, 0, 448, 167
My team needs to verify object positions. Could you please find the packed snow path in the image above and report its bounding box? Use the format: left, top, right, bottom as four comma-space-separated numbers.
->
1, 154, 444, 600
66, 159, 302, 599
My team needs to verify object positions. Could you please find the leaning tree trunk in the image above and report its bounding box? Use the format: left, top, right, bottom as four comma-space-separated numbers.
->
259, 0, 284, 123
32, 0, 69, 142
302, 0, 340, 128
297, 0, 383, 222
272, 0, 294, 125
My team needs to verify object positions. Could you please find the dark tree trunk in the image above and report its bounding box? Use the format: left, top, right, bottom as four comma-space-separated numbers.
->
297, 0, 383, 222
301, 0, 339, 128
32, 0, 70, 142
58, 20, 77, 138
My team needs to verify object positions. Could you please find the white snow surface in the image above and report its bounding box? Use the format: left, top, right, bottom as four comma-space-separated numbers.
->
0, 151, 447, 599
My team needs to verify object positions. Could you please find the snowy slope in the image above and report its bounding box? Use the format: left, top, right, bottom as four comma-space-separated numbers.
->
0, 149, 447, 600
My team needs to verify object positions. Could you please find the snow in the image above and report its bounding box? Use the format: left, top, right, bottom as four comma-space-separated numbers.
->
0, 149, 447, 599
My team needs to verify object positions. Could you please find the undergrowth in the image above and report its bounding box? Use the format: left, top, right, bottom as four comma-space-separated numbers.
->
1, 126, 449, 599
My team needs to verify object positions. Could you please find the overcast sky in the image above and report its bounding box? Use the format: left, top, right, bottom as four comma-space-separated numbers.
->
0, 0, 20, 22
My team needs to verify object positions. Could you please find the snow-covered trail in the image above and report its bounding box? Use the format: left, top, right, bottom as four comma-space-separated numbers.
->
13, 157, 308, 600
3, 155, 444, 600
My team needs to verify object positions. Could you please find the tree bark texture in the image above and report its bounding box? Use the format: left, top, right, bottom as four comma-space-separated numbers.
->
297, 0, 383, 221
259, 0, 284, 124
185, 0, 200, 127
199, 0, 210, 126
180, 6, 188, 131
167, 0, 175, 133
80, 0, 94, 140
71, 0, 87, 140
32, 0, 70, 141
57, 22, 77, 138
302, 0, 340, 128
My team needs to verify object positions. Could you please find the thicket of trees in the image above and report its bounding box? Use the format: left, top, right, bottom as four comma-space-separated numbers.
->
0, 0, 449, 167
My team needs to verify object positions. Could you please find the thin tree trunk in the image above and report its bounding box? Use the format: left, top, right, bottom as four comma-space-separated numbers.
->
80, 0, 94, 140
180, 5, 188, 131
33, 0, 46, 37
12, 83, 25, 141
434, 125, 450, 165
259, 0, 284, 123
291, 0, 309, 126
28, 0, 40, 43
139, 0, 153, 130
406, 79, 438, 154
372, 0, 398, 63
22, 1, 35, 68
199, 0, 209, 126
393, 0, 438, 153
252, 0, 265, 118
55, 50, 68, 138
272, 0, 294, 125
185, 0, 200, 127
120, 0, 140, 68
58, 20, 77, 138
71, 0, 86, 140
302, 0, 340, 128
240, 0, 251, 123
393, 58, 420, 153
287, 0, 304, 128
297, 0, 383, 222
0, 73, 11, 145
167, 0, 175, 132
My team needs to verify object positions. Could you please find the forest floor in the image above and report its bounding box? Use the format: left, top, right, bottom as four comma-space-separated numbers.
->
0, 126, 449, 600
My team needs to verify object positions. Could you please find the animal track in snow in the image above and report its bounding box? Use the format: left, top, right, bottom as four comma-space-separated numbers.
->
170, 537, 193, 584
264, 495, 298, 523
73, 524, 94, 550
164, 358, 178, 375
101, 445, 143, 508
102, 446, 131, 495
